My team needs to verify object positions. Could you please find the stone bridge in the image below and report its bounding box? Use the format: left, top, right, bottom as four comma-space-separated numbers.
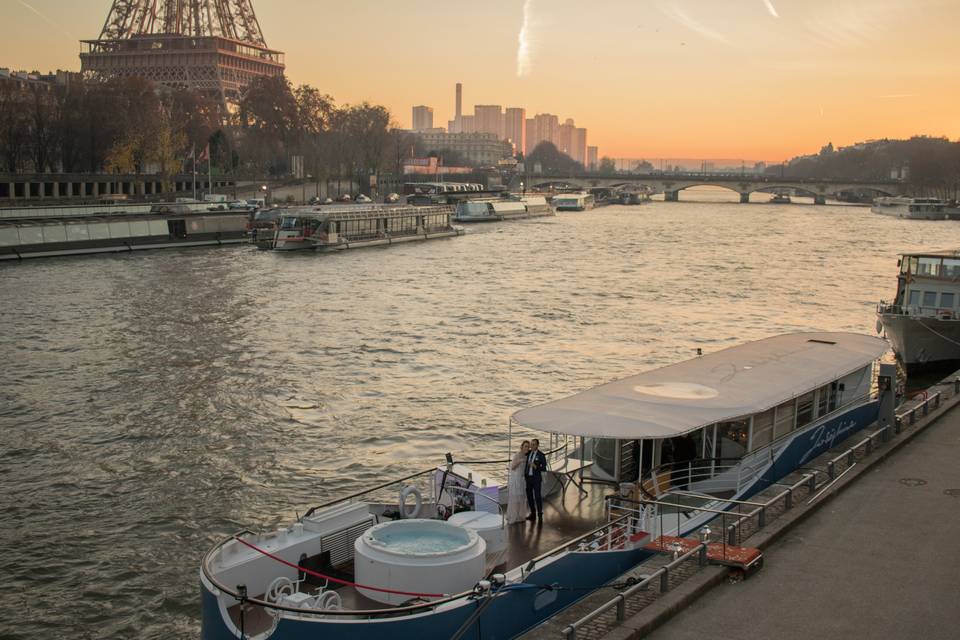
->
523, 173, 904, 204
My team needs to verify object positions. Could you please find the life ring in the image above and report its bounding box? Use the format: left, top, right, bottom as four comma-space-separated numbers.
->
313, 590, 342, 611
398, 485, 422, 519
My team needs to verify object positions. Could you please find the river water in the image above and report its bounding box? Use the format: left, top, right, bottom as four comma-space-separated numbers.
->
3, 190, 960, 638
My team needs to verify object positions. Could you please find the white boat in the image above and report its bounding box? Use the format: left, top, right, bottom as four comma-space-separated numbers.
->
0, 203, 249, 261
200, 332, 892, 640
871, 197, 947, 219
878, 249, 960, 371
552, 192, 595, 212
453, 196, 553, 222
266, 205, 463, 252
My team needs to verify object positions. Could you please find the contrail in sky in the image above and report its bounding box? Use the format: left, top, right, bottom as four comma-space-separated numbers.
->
517, 0, 535, 77
763, 0, 780, 18
16, 0, 75, 40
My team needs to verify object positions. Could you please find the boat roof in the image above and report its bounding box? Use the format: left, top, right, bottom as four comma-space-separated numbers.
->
511, 332, 888, 440
899, 249, 960, 258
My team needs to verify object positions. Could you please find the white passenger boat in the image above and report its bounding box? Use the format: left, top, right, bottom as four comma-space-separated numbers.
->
871, 197, 947, 219
200, 332, 891, 640
877, 250, 960, 371
266, 205, 463, 252
453, 196, 553, 222
552, 192, 595, 212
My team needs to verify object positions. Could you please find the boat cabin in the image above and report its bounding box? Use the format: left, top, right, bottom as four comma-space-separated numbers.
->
880, 250, 960, 320
511, 333, 888, 502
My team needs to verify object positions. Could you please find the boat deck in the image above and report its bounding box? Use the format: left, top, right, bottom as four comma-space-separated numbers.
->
225, 479, 615, 631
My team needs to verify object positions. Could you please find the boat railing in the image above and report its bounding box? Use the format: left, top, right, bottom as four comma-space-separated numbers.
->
302, 467, 438, 519
454, 442, 570, 485
878, 301, 957, 319
640, 457, 760, 501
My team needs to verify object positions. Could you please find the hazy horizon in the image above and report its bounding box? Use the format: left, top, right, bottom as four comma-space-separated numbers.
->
2, 0, 958, 160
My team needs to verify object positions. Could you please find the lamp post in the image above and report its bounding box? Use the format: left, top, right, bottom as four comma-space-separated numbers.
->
260, 184, 268, 206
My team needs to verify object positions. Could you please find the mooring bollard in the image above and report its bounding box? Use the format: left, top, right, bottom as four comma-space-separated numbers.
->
660, 567, 670, 593
923, 401, 929, 416
934, 392, 941, 409
895, 416, 903, 434
866, 436, 873, 455
785, 488, 793, 509
910, 409, 916, 425
616, 594, 625, 621
828, 460, 836, 479
758, 507, 766, 529
727, 524, 736, 546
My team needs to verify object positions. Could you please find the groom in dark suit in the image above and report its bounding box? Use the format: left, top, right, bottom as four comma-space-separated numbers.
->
524, 438, 548, 521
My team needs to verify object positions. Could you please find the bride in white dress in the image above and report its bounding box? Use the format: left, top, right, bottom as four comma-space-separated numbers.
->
506, 440, 531, 524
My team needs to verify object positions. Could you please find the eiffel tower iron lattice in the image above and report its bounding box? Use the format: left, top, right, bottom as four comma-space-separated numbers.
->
80, 0, 284, 106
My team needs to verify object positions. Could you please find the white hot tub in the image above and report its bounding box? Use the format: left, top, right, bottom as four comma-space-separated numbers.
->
353, 519, 486, 605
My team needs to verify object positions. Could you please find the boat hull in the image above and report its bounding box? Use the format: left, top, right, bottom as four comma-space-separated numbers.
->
878, 313, 960, 371
200, 547, 648, 640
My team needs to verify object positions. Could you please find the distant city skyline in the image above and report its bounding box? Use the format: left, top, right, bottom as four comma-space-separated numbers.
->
2, 0, 959, 160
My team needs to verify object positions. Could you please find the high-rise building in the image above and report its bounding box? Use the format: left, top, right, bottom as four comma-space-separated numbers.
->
79, 0, 284, 109
459, 114, 476, 134
587, 146, 599, 172
474, 105, 503, 139
559, 118, 575, 157
504, 108, 525, 155
412, 105, 434, 132
571, 127, 588, 166
526, 113, 560, 155
456, 83, 463, 120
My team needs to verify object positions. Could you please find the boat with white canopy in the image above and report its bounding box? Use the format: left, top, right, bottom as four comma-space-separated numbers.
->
510, 332, 892, 538
199, 332, 892, 640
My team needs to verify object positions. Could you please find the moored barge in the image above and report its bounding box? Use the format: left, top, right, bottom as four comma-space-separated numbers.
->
199, 332, 892, 640
261, 205, 463, 252
453, 196, 553, 222
0, 203, 248, 261
877, 249, 960, 371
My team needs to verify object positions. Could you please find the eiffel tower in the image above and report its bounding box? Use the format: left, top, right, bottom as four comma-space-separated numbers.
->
80, 0, 285, 107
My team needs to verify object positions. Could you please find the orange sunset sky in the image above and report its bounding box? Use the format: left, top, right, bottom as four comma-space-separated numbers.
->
2, 0, 959, 161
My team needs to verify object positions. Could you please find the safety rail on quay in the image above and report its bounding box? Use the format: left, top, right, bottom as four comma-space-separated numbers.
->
560, 379, 958, 640
562, 543, 708, 640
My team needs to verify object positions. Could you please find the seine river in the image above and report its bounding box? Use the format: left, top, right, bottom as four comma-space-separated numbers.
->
4, 189, 960, 638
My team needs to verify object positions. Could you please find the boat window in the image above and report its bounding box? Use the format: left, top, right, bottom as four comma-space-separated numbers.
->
796, 392, 815, 428
817, 384, 830, 417
592, 438, 617, 479
942, 292, 955, 309
750, 409, 774, 451
279, 217, 299, 230
717, 419, 749, 460
909, 290, 921, 307
923, 291, 937, 307
773, 400, 796, 440
916, 257, 942, 277
943, 259, 960, 278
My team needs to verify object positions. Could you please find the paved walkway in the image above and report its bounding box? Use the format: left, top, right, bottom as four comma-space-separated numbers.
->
646, 404, 960, 640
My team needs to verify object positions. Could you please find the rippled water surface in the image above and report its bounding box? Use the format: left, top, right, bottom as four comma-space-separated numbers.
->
4, 193, 960, 638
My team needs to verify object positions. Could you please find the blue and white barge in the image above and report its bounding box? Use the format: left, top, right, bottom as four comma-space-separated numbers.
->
199, 332, 891, 640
